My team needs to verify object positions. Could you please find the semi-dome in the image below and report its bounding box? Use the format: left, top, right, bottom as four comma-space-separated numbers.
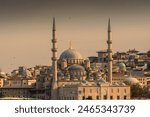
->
59, 48, 83, 60
65, 64, 86, 81
67, 64, 85, 71
124, 76, 140, 85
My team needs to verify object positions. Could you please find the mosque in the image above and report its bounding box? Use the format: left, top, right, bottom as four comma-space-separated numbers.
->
50, 18, 130, 100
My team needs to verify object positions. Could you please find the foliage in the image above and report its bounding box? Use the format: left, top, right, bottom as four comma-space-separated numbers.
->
131, 84, 150, 99
147, 50, 150, 57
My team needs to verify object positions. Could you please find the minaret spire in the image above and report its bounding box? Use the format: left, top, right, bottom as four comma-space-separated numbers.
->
108, 18, 111, 32
69, 40, 72, 49
53, 17, 56, 31
51, 17, 58, 99
107, 18, 113, 84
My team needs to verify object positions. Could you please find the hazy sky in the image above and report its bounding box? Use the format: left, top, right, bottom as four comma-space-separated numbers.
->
0, 0, 150, 73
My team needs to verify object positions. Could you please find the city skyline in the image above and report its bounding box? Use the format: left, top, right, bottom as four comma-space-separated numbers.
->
0, 0, 150, 73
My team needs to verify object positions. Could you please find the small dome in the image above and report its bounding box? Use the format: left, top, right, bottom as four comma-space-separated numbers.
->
96, 79, 106, 85
117, 63, 126, 72
67, 64, 85, 71
0, 71, 6, 78
66, 64, 86, 80
121, 83, 126, 86
124, 76, 140, 85
59, 48, 83, 60
112, 82, 119, 86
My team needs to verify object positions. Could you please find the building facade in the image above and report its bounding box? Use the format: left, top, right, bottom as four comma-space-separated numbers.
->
50, 18, 130, 100
58, 83, 130, 100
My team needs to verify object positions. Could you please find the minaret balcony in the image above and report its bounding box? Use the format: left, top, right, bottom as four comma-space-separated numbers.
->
107, 49, 112, 53
51, 48, 58, 52
52, 39, 57, 43
108, 58, 113, 61
107, 40, 112, 44
51, 57, 57, 61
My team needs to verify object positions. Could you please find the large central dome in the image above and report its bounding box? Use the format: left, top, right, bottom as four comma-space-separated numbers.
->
59, 48, 83, 60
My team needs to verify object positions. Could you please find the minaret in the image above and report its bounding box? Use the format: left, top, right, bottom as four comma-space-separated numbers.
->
107, 18, 112, 84
51, 17, 58, 99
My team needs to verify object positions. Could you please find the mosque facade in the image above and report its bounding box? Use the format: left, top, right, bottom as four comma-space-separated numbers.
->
50, 18, 130, 100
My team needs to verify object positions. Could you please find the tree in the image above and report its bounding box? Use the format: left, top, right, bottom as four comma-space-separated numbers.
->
131, 84, 143, 98
131, 84, 150, 99
147, 50, 150, 57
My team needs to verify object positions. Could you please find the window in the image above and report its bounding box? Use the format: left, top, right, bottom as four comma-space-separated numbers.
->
96, 96, 99, 100
103, 95, 107, 100
110, 96, 113, 100
124, 96, 127, 100
87, 96, 92, 100
82, 96, 85, 100
117, 96, 120, 100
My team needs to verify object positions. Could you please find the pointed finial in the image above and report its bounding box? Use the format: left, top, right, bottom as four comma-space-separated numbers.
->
53, 17, 56, 31
69, 41, 72, 49
108, 18, 111, 32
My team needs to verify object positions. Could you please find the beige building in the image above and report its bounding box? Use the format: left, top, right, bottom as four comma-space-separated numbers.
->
58, 83, 130, 100
0, 71, 7, 88
113, 76, 147, 85
3, 78, 36, 88
112, 72, 148, 86
0, 77, 36, 98
0, 78, 4, 88
0, 87, 33, 98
